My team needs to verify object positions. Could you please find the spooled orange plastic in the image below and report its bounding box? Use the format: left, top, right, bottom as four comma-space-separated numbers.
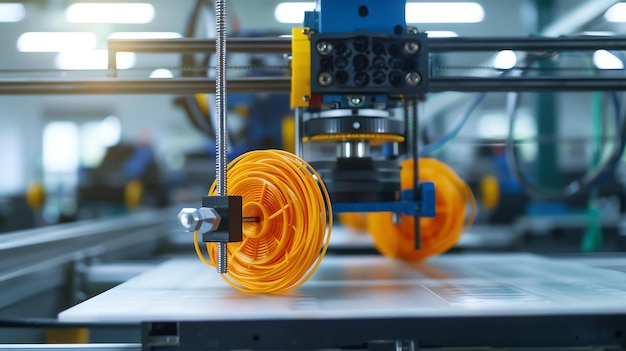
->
338, 213, 369, 233
193, 150, 333, 294
367, 158, 475, 261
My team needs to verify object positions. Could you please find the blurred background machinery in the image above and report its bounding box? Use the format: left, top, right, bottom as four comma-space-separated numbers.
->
3, 0, 626, 349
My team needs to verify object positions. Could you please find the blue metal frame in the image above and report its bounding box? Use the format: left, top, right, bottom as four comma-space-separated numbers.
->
332, 182, 435, 217
306, 0, 406, 34
305, 0, 436, 221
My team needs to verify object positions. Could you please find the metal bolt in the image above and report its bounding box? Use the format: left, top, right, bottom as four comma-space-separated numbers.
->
177, 207, 221, 233
392, 213, 403, 225
316, 41, 333, 55
405, 72, 421, 86
318, 72, 333, 86
404, 41, 419, 54
348, 95, 364, 107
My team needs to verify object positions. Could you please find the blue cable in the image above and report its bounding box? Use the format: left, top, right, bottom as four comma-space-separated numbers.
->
420, 92, 486, 157
420, 70, 511, 157
504, 53, 626, 200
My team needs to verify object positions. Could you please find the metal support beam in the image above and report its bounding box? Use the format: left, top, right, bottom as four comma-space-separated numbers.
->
107, 38, 292, 71
535, 0, 560, 190
107, 36, 626, 63
430, 36, 626, 52
0, 77, 291, 95
4, 76, 626, 95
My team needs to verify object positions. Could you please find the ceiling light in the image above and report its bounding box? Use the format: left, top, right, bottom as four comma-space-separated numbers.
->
593, 50, 624, 70
406, 2, 484, 23
274, 2, 316, 24
108, 32, 182, 40
99, 116, 122, 147
605, 3, 626, 22
55, 50, 135, 70
494, 50, 517, 70
66, 3, 155, 24
17, 32, 97, 52
43, 122, 80, 174
426, 31, 459, 38
0, 3, 25, 22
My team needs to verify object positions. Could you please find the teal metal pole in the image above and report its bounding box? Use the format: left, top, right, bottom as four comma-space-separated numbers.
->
535, 0, 560, 190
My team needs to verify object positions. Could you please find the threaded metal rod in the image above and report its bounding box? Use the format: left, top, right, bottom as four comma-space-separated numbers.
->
217, 242, 227, 274
215, 0, 228, 275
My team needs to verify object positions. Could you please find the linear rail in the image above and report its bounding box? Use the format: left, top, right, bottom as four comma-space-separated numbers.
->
107, 36, 626, 72
3, 76, 626, 95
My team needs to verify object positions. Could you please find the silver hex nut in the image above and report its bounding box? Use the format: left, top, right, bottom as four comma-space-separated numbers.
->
197, 207, 222, 233
178, 208, 202, 232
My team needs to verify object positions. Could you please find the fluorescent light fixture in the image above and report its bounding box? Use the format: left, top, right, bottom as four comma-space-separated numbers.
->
55, 50, 135, 70
66, 3, 155, 23
17, 32, 97, 52
593, 50, 624, 70
43, 122, 80, 174
426, 31, 459, 38
99, 116, 122, 147
108, 32, 182, 40
605, 3, 626, 22
0, 3, 25, 22
406, 2, 484, 23
274, 2, 315, 23
149, 68, 174, 78
494, 50, 517, 70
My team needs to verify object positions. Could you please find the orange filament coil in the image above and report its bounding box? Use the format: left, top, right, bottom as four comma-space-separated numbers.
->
367, 158, 475, 261
194, 150, 333, 294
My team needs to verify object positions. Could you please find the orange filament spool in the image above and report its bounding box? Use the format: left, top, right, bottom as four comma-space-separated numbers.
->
338, 213, 368, 233
193, 150, 333, 294
367, 158, 475, 261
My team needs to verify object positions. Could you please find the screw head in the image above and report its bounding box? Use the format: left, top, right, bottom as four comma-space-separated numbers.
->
349, 95, 364, 106
318, 72, 333, 86
316, 41, 333, 55
405, 72, 421, 86
404, 41, 419, 54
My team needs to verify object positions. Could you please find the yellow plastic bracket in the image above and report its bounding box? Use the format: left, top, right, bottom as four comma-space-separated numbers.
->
290, 27, 311, 108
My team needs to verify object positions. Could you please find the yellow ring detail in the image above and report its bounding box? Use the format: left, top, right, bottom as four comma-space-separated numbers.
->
304, 133, 405, 144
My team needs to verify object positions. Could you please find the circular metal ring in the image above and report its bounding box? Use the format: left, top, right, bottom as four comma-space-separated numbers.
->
304, 117, 404, 137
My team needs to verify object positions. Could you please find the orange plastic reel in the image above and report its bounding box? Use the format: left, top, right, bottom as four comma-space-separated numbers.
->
196, 150, 333, 294
338, 212, 369, 233
367, 158, 475, 261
